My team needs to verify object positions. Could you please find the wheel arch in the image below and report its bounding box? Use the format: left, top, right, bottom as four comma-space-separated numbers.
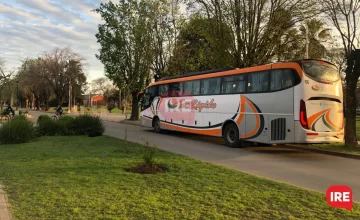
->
221, 119, 239, 137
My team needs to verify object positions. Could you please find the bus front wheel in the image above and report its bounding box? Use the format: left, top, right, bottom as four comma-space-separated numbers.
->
153, 117, 161, 133
224, 123, 240, 148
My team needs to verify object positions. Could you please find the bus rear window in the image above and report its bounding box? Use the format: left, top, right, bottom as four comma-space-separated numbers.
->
302, 61, 340, 82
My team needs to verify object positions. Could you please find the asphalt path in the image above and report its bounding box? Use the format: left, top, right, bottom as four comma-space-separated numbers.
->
29, 111, 360, 202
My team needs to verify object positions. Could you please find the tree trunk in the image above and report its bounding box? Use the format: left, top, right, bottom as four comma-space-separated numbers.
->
130, 91, 139, 120
10, 93, 14, 107
118, 89, 121, 109
344, 74, 358, 147
36, 98, 40, 110
45, 100, 49, 111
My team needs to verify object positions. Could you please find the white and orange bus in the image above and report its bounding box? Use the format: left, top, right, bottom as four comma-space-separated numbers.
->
139, 59, 344, 147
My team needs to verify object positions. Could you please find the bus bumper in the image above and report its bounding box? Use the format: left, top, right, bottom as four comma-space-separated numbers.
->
294, 122, 344, 143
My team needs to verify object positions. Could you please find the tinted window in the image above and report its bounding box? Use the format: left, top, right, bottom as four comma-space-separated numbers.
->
183, 80, 200, 96
270, 69, 295, 91
201, 77, 221, 95
247, 71, 269, 92
270, 70, 282, 91
302, 61, 339, 82
222, 75, 245, 94
282, 69, 295, 88
143, 86, 158, 109
159, 84, 168, 97
169, 82, 183, 97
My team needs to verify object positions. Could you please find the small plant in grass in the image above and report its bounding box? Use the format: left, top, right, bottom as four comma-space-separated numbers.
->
126, 134, 167, 174
0, 115, 36, 144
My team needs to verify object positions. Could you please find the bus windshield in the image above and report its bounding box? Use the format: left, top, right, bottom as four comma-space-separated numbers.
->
302, 61, 340, 82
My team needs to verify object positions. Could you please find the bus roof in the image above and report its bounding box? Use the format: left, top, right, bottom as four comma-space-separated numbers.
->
147, 59, 327, 88
159, 67, 236, 81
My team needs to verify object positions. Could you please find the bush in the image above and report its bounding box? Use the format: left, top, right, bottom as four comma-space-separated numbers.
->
0, 116, 37, 144
37, 115, 59, 136
37, 115, 51, 124
73, 114, 105, 137
57, 116, 75, 136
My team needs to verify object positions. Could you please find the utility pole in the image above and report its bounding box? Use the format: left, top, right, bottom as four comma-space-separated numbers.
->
16, 81, 19, 110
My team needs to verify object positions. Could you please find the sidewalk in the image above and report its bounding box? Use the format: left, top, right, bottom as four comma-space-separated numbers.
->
0, 185, 12, 220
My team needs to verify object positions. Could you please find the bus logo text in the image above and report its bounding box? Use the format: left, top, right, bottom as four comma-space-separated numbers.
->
169, 99, 217, 112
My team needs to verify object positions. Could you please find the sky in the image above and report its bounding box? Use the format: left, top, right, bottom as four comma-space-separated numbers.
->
0, 0, 113, 81
0, 1, 355, 82
0, 0, 188, 82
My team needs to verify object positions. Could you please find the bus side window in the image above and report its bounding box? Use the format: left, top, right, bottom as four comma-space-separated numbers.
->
169, 82, 183, 97
201, 77, 221, 95
247, 71, 269, 92
282, 69, 295, 88
270, 69, 282, 91
221, 75, 245, 94
192, 80, 200, 95
160, 84, 169, 97
183, 80, 200, 96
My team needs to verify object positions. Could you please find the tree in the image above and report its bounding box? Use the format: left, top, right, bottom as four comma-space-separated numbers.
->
91, 77, 114, 104
324, 0, 360, 147
94, 0, 153, 120
40, 47, 86, 106
300, 19, 332, 59
0, 58, 15, 108
17, 58, 54, 110
189, 0, 319, 67
167, 14, 233, 75
149, 0, 185, 81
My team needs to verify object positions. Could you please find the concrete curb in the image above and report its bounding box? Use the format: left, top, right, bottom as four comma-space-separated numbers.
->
0, 185, 13, 220
285, 144, 360, 160
118, 120, 140, 126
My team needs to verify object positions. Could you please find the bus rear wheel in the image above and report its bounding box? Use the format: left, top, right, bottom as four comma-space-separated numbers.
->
224, 123, 241, 148
153, 117, 161, 133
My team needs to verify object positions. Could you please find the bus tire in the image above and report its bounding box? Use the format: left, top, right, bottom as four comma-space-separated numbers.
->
223, 123, 240, 148
153, 117, 162, 133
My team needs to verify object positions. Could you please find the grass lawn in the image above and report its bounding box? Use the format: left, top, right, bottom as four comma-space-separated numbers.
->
0, 136, 359, 219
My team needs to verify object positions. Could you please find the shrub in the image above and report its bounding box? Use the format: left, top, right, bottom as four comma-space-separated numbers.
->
37, 115, 51, 124
57, 116, 75, 136
73, 114, 105, 137
37, 116, 59, 136
0, 116, 36, 144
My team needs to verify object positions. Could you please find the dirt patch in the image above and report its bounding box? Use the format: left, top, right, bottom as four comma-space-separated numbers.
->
126, 163, 168, 174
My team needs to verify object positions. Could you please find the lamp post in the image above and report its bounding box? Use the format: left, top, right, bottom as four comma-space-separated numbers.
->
64, 60, 71, 114
294, 5, 309, 59
16, 81, 19, 110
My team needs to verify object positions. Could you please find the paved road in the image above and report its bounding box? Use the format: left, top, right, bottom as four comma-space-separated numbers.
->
29, 111, 360, 202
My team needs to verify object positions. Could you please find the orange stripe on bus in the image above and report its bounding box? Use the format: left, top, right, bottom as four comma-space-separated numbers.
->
307, 109, 329, 128
240, 98, 260, 138
161, 122, 221, 136
236, 96, 246, 124
325, 109, 341, 130
146, 62, 302, 88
